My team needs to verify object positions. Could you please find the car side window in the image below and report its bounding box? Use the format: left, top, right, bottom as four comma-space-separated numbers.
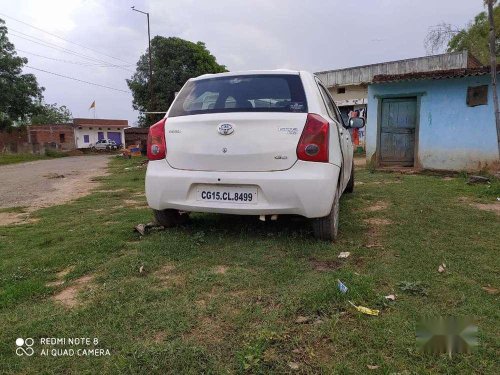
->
317, 83, 340, 123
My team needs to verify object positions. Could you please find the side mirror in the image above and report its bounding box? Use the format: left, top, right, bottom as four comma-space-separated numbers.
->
348, 117, 365, 128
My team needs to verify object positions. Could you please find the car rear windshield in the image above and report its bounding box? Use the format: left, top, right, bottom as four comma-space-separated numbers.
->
168, 74, 308, 117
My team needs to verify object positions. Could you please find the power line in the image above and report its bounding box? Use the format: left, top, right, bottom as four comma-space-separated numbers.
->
25, 65, 130, 93
0, 12, 134, 65
17, 48, 133, 68
9, 29, 134, 72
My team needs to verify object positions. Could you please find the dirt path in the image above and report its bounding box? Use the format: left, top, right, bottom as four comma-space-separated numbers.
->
0, 155, 111, 225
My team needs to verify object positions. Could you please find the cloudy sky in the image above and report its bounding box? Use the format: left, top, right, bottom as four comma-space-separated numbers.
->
0, 0, 484, 126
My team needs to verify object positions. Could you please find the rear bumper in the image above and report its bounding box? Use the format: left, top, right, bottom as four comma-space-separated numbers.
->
145, 161, 340, 218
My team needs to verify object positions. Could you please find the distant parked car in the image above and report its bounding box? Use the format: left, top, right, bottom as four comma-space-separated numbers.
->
91, 139, 119, 151
145, 70, 364, 241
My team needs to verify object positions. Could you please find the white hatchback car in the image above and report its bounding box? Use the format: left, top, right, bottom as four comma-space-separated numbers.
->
145, 70, 364, 240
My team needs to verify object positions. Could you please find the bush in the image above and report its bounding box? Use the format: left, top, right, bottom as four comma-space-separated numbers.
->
44, 149, 68, 158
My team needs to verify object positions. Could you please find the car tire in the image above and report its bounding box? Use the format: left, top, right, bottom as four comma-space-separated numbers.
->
345, 161, 354, 193
312, 188, 340, 241
153, 209, 189, 228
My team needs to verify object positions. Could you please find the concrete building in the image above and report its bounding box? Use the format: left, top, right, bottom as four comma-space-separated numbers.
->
73, 118, 128, 149
365, 65, 499, 171
315, 51, 481, 149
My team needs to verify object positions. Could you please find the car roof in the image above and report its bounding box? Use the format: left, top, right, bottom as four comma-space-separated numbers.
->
192, 69, 306, 81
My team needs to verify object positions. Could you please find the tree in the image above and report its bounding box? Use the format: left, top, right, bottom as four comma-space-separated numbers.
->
31, 103, 72, 124
0, 18, 44, 130
127, 36, 226, 126
424, 5, 500, 64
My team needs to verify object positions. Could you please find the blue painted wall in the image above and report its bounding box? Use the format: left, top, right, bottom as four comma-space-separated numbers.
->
366, 75, 499, 170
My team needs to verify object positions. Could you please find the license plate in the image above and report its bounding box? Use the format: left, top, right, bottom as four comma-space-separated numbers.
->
196, 185, 258, 204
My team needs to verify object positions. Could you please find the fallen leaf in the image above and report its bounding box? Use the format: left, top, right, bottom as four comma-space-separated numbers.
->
295, 316, 310, 324
385, 294, 396, 301
288, 362, 300, 370
338, 251, 351, 259
482, 286, 499, 295
367, 364, 379, 370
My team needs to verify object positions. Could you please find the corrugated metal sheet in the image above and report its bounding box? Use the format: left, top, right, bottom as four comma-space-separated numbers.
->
315, 51, 472, 87
372, 65, 498, 83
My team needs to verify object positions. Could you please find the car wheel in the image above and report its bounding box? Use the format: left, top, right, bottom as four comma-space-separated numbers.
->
345, 160, 354, 193
312, 188, 340, 241
153, 209, 189, 228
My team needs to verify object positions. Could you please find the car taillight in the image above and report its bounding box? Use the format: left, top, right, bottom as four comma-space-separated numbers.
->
147, 118, 167, 160
296, 113, 329, 162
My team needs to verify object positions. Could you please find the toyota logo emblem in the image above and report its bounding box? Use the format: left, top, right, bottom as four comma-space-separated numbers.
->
217, 123, 234, 135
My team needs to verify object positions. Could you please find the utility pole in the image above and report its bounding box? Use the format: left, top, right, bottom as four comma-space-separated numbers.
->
486, 0, 500, 157
132, 6, 154, 125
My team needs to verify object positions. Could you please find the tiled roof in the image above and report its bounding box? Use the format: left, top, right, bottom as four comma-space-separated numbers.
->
373, 65, 500, 83
72, 118, 128, 127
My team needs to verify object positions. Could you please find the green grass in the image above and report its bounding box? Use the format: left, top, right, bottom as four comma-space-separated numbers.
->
0, 153, 49, 166
0, 150, 68, 166
0, 158, 498, 374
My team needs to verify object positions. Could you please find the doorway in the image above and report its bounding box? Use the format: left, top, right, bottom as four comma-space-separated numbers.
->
379, 97, 417, 166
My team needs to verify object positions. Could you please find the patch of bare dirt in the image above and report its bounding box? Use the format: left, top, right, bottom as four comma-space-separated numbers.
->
56, 266, 74, 279
363, 217, 392, 248
0, 212, 39, 226
152, 331, 168, 344
154, 263, 184, 287
366, 201, 389, 212
46, 280, 65, 287
472, 202, 500, 215
213, 265, 229, 274
309, 258, 341, 272
353, 157, 366, 167
51, 274, 94, 308
458, 197, 500, 215
96, 189, 126, 193
123, 199, 140, 205
183, 316, 229, 345
363, 218, 392, 225
123, 199, 148, 209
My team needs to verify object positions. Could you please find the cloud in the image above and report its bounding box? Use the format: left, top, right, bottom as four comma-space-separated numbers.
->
1, 0, 484, 125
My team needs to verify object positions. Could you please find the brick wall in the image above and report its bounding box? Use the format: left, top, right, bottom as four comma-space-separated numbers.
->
29, 124, 76, 150
0, 128, 29, 153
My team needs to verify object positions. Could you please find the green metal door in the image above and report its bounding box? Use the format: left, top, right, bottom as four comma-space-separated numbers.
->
380, 97, 417, 166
